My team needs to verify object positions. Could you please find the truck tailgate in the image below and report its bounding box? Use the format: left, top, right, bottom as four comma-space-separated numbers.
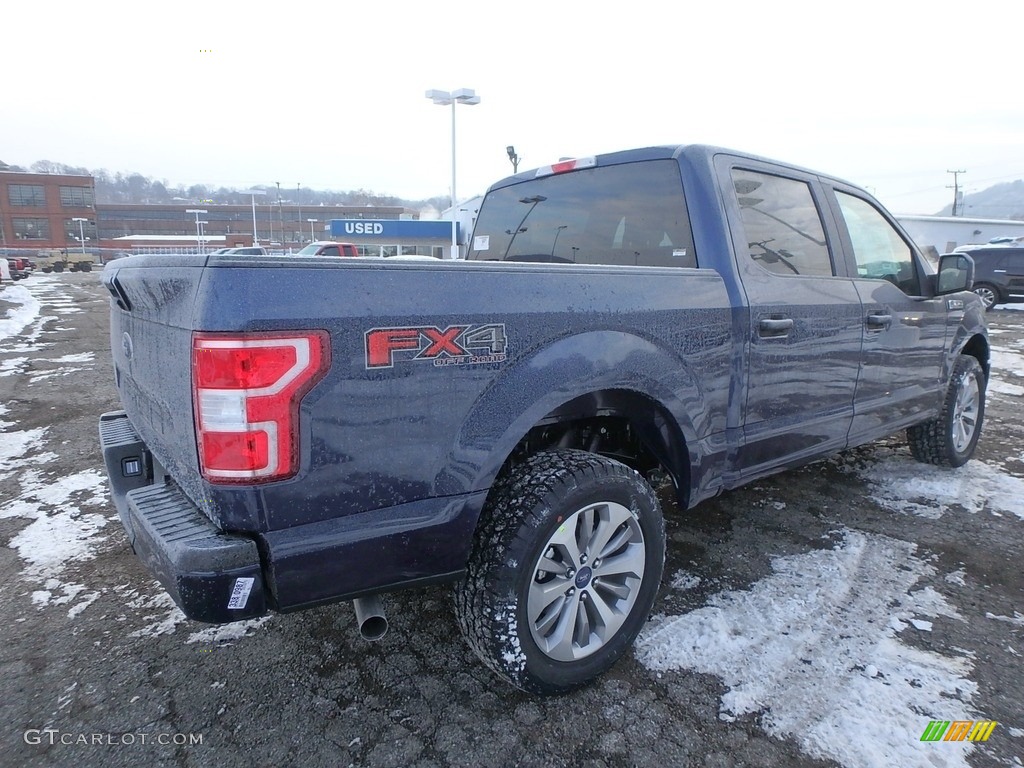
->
103, 255, 208, 507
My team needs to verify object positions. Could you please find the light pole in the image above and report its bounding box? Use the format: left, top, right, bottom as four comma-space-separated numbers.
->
72, 217, 88, 256
186, 208, 207, 253
506, 145, 520, 173
307, 218, 318, 242
198, 220, 208, 253
552, 225, 567, 257
426, 87, 480, 259
241, 190, 267, 245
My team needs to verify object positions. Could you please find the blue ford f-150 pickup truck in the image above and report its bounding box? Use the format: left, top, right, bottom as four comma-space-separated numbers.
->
99, 144, 987, 694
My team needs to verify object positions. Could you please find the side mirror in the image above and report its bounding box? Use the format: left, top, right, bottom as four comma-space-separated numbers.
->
936, 252, 975, 295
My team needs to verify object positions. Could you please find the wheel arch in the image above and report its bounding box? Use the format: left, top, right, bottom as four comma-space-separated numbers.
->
437, 329, 719, 513
960, 332, 990, 381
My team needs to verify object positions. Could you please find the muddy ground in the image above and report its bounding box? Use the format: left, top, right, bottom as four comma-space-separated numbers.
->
0, 272, 1020, 768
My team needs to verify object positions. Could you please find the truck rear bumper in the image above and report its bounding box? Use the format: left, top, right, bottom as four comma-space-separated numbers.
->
99, 411, 266, 623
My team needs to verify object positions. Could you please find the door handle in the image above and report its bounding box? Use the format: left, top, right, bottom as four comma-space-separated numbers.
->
758, 318, 794, 336
865, 313, 892, 329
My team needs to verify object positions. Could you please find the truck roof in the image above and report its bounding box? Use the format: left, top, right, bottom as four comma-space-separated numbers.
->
484, 144, 854, 196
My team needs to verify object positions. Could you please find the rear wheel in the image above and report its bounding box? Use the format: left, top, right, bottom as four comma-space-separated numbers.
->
972, 282, 1000, 310
53, 262, 64, 273
907, 354, 985, 467
455, 449, 665, 695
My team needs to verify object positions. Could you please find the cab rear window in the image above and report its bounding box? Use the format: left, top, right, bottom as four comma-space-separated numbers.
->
468, 160, 696, 268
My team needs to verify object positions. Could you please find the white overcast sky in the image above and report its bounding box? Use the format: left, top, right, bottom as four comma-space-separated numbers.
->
3, 0, 1022, 216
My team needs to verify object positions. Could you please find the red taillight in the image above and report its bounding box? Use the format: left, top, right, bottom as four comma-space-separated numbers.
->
192, 331, 330, 483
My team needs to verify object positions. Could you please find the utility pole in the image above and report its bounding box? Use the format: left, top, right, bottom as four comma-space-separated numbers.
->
276, 181, 284, 249
947, 169, 966, 216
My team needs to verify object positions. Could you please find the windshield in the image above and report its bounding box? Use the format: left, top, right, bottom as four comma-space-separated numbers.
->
468, 160, 696, 268
295, 244, 321, 256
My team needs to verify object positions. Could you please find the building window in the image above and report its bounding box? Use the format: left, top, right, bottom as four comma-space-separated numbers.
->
8, 184, 46, 207
60, 186, 94, 208
12, 218, 50, 239
64, 218, 97, 242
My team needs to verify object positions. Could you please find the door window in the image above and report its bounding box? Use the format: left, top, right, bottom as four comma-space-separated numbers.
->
835, 192, 920, 295
731, 170, 834, 277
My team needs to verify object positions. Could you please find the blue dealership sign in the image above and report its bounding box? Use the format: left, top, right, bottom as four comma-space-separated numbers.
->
329, 219, 455, 241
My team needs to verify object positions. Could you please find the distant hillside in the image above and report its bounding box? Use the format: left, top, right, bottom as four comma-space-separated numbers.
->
937, 179, 1024, 220
5, 160, 450, 213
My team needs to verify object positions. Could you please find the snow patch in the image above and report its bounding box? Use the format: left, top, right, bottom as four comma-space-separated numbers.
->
670, 570, 702, 591
855, 454, 1024, 520
187, 617, 271, 644
0, 427, 47, 479
636, 530, 976, 768
42, 352, 94, 364
991, 346, 1024, 377
0, 284, 42, 337
126, 591, 187, 638
945, 569, 967, 586
989, 380, 1024, 397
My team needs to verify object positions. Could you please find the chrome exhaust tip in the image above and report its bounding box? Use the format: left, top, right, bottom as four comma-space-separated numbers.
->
353, 595, 388, 641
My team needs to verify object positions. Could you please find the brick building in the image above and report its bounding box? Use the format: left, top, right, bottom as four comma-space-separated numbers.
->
0, 166, 414, 255
0, 169, 97, 250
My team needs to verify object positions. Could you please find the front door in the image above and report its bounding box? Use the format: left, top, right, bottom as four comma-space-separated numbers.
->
828, 189, 947, 442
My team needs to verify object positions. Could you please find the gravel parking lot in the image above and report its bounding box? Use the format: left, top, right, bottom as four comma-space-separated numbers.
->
1, 272, 1022, 768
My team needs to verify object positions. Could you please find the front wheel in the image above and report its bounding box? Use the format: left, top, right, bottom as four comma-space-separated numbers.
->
455, 449, 665, 695
907, 354, 985, 467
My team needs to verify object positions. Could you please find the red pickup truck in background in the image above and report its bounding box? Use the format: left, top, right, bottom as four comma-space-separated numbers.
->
295, 241, 360, 257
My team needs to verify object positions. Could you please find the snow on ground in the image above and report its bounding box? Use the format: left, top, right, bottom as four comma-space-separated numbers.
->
0, 274, 63, 357
1, 276, 113, 618
0, 283, 41, 337
636, 530, 976, 768
852, 450, 1024, 520
187, 617, 272, 644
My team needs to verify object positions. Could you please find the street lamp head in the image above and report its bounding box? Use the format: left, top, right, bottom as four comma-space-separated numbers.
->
426, 88, 480, 107
425, 89, 452, 105
451, 88, 480, 105
507, 145, 516, 159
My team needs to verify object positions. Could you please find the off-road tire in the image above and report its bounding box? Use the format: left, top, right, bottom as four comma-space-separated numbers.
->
454, 449, 665, 695
907, 354, 985, 467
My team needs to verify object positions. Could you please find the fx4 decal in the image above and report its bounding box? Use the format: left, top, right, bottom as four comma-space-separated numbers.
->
365, 324, 508, 369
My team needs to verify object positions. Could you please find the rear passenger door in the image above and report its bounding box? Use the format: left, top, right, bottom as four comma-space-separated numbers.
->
997, 250, 1024, 302
824, 186, 948, 441
717, 158, 863, 478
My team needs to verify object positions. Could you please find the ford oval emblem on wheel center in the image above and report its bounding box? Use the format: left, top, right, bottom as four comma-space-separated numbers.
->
574, 566, 592, 589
